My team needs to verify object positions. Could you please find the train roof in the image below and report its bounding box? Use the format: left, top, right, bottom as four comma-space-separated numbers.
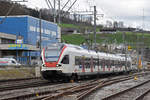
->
46, 43, 131, 60
63, 43, 128, 59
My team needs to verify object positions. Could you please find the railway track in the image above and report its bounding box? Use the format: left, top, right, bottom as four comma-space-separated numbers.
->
0, 77, 56, 92
36, 72, 150, 100
0, 80, 51, 92
0, 77, 40, 83
0, 79, 97, 100
135, 88, 150, 100
41, 74, 141, 100
1, 71, 149, 100
102, 79, 150, 100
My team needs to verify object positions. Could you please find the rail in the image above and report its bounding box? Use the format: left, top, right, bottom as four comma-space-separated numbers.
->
102, 79, 150, 100
41, 72, 149, 100
2, 71, 150, 100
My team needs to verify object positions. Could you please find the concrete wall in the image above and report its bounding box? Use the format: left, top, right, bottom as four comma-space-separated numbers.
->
35, 67, 41, 77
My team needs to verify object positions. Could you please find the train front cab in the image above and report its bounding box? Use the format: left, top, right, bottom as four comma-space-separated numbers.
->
41, 44, 63, 80
41, 45, 73, 81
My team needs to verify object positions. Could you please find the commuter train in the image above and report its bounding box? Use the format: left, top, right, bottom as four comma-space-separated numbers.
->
41, 43, 135, 81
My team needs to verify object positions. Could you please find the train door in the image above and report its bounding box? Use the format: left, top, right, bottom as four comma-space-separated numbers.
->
111, 60, 115, 72
90, 57, 93, 72
114, 60, 118, 72
102, 59, 105, 72
99, 59, 102, 72
97, 57, 100, 72
108, 59, 111, 72
81, 56, 85, 73
61, 54, 71, 73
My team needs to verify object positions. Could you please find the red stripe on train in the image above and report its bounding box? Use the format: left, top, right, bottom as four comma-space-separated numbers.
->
108, 67, 110, 71
103, 67, 105, 71
57, 46, 67, 64
44, 46, 67, 67
98, 66, 100, 71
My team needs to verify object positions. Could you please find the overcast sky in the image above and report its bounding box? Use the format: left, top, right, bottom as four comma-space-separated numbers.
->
21, 0, 149, 30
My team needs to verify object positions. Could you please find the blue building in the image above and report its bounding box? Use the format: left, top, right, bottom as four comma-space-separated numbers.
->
0, 15, 61, 65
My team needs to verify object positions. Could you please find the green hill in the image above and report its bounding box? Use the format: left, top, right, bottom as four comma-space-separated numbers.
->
62, 32, 150, 48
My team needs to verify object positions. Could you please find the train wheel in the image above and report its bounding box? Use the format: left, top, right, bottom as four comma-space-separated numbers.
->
63, 76, 70, 83
70, 74, 78, 82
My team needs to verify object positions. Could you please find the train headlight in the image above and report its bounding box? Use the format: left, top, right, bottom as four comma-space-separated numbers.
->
56, 64, 62, 67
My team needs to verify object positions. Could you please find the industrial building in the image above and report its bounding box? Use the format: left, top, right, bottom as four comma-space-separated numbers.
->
0, 15, 61, 65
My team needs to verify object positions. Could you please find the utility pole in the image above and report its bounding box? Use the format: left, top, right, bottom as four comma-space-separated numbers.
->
72, 6, 103, 50
58, 0, 61, 24
53, 0, 56, 23
123, 32, 128, 71
36, 9, 42, 66
39, 10, 42, 54
94, 6, 97, 49
45, 0, 78, 23
137, 35, 140, 71
141, 8, 145, 70
122, 32, 128, 71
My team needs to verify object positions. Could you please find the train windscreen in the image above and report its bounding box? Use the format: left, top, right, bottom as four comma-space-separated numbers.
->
45, 50, 61, 62
44, 44, 64, 62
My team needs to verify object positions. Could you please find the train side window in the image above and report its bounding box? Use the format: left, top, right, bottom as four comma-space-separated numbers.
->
96, 59, 99, 66
99, 59, 102, 66
111, 60, 114, 66
93, 59, 96, 67
75, 56, 79, 65
61, 55, 69, 64
97, 59, 100, 66
11, 60, 16, 64
102, 59, 105, 68
114, 60, 117, 67
85, 58, 90, 68
127, 61, 131, 67
108, 60, 111, 68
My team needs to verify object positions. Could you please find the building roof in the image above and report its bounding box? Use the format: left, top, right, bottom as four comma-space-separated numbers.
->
0, 15, 57, 25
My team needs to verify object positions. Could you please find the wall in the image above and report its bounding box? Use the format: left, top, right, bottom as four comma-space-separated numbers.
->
0, 16, 28, 44
0, 15, 61, 59
27, 16, 59, 47
0, 15, 60, 46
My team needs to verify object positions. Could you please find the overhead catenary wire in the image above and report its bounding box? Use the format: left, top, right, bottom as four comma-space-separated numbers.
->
47, 0, 54, 9
61, 0, 70, 11
61, 0, 78, 18
45, 0, 52, 9
66, 0, 77, 13
44, 0, 78, 22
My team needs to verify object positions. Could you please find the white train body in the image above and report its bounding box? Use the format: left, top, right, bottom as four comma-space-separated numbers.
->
41, 43, 134, 80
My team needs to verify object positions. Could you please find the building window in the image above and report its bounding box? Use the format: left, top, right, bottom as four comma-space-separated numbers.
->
1, 38, 15, 44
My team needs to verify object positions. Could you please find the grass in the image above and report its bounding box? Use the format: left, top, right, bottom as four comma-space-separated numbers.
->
0, 67, 35, 80
59, 23, 100, 32
62, 34, 86, 45
59, 23, 80, 29
62, 32, 150, 48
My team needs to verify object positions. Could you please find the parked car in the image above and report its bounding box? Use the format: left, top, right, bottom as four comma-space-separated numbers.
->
0, 58, 21, 66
